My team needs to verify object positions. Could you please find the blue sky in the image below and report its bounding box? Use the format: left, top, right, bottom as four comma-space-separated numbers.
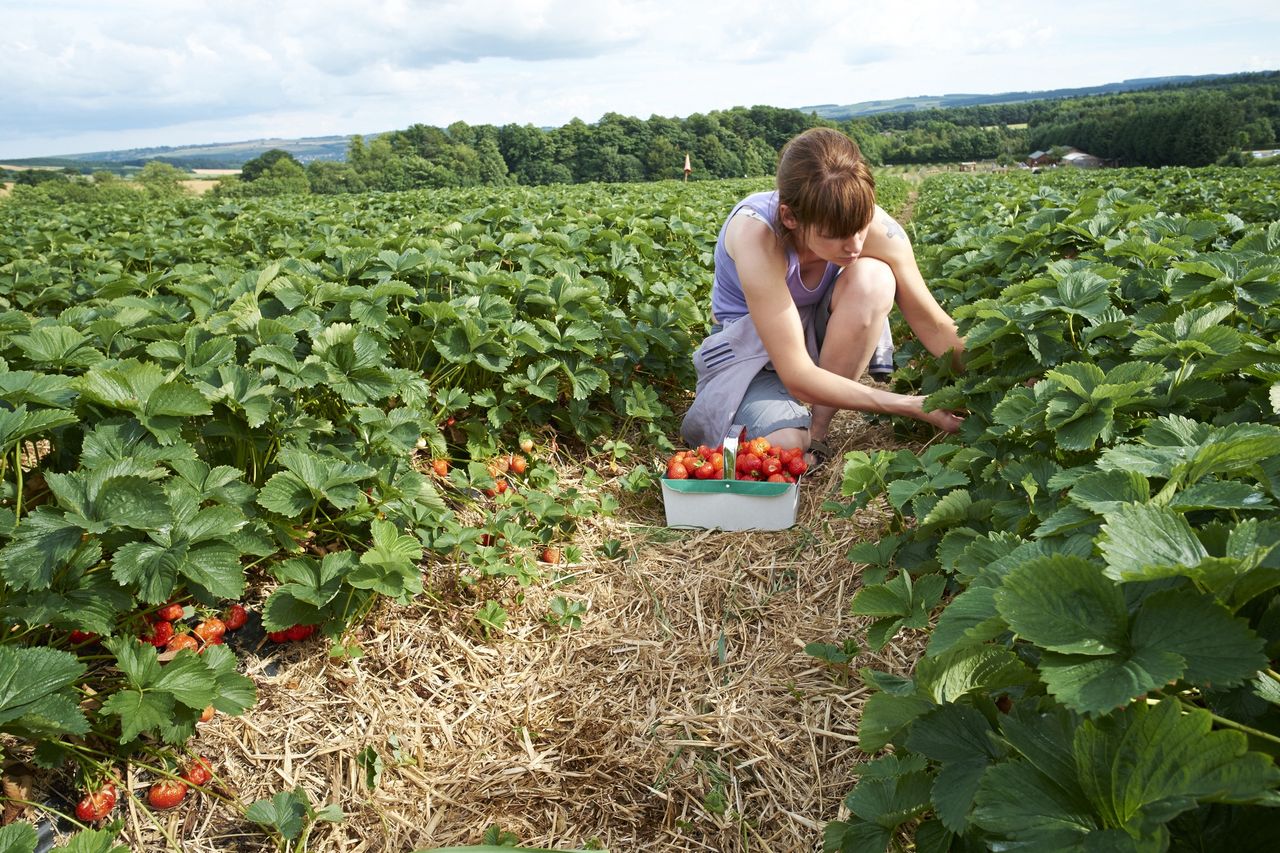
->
1, 0, 1278, 159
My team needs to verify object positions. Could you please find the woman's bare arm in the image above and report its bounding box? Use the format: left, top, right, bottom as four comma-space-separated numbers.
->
865, 209, 965, 366
725, 214, 934, 421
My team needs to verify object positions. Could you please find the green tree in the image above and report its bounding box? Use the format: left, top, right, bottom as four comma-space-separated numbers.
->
240, 149, 300, 182
305, 160, 366, 194
136, 161, 188, 198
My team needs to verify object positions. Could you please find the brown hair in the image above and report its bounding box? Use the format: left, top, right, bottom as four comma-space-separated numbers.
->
774, 127, 876, 246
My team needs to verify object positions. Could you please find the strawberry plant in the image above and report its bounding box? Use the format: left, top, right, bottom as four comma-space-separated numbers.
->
824, 167, 1280, 850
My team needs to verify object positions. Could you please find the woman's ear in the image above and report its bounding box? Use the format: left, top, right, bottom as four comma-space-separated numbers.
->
778, 203, 799, 230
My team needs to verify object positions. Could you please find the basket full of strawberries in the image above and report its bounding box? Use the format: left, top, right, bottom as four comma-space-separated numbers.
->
659, 426, 806, 531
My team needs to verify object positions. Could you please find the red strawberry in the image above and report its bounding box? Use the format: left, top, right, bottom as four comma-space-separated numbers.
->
165, 634, 199, 653
180, 756, 213, 787
144, 620, 176, 647
223, 603, 248, 631
285, 624, 316, 642
193, 618, 226, 645
156, 601, 185, 622
75, 782, 117, 822
147, 779, 187, 810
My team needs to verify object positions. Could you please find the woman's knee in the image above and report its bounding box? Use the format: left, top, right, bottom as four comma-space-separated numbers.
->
831, 258, 895, 322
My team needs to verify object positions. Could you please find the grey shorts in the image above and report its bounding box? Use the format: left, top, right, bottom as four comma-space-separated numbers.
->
733, 367, 811, 436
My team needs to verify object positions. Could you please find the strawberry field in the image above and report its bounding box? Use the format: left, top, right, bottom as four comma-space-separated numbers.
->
0, 164, 1278, 852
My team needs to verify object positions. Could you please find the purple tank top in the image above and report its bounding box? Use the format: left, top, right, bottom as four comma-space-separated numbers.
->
710, 190, 840, 322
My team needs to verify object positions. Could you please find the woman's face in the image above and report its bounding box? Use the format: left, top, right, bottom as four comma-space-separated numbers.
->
778, 203, 870, 267
802, 224, 870, 268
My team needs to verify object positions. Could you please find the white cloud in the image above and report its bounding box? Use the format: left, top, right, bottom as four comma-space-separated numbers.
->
0, 0, 1277, 157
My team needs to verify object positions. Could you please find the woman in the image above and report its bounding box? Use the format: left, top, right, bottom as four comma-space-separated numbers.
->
680, 127, 965, 466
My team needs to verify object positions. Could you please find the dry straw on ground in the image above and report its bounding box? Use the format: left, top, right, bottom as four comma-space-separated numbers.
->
24, 413, 930, 852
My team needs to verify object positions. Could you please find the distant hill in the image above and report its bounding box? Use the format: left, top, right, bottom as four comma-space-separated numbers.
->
799, 74, 1231, 119
2, 134, 375, 173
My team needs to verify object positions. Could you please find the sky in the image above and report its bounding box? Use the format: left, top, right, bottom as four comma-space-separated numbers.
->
2, 0, 1279, 159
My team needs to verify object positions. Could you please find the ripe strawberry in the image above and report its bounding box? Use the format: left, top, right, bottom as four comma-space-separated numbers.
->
180, 756, 213, 787
147, 779, 187, 810
144, 620, 176, 647
761, 457, 783, 477
666, 460, 689, 479
430, 458, 449, 477
165, 634, 199, 653
267, 630, 290, 643
193, 617, 226, 645
508, 453, 527, 475
285, 624, 316, 641
767, 473, 787, 483
75, 783, 117, 822
156, 601, 185, 622
786, 457, 808, 476
540, 546, 562, 564
69, 629, 97, 644
223, 603, 248, 631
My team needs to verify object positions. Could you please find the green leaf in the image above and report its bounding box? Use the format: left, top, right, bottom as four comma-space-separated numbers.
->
110, 540, 183, 604
858, 691, 935, 753
972, 758, 1100, 848
346, 520, 424, 604
246, 788, 310, 840
842, 756, 934, 836
1075, 698, 1280, 835
1038, 648, 1183, 717
852, 573, 946, 649
202, 645, 257, 715
0, 509, 83, 591
1099, 504, 1209, 582
916, 646, 1037, 704
0, 823, 38, 853
907, 703, 1005, 832
926, 586, 1005, 658
99, 688, 175, 743
1068, 469, 1150, 514
996, 556, 1128, 655
257, 471, 314, 517
1169, 481, 1273, 511
0, 646, 89, 736
1129, 590, 1265, 687
153, 653, 218, 709
53, 824, 128, 853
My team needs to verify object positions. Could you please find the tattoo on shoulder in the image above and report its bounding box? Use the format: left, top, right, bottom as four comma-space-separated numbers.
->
884, 219, 905, 240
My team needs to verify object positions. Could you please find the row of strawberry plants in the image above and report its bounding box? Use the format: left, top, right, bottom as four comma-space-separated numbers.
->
824, 168, 1280, 850
0, 179, 778, 838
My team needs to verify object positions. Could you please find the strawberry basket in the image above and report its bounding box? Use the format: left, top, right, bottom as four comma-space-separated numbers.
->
660, 425, 802, 531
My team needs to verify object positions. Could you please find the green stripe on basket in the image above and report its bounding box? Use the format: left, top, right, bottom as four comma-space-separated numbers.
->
662, 479, 792, 497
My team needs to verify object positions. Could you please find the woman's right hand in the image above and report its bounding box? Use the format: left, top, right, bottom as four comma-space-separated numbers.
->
907, 395, 965, 433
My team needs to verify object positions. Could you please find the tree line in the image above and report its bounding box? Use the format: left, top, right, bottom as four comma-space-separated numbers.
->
209, 73, 1280, 197
5, 73, 1276, 204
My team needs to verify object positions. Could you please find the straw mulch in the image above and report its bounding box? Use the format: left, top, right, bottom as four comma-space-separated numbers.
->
37, 413, 932, 852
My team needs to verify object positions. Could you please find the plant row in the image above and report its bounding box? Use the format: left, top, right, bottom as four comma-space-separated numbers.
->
822, 166, 1280, 851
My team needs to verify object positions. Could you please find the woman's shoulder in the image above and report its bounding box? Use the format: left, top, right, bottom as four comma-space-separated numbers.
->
736, 190, 778, 215
865, 205, 911, 249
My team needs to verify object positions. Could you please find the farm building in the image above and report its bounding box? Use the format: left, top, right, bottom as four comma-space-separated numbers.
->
1061, 150, 1104, 168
